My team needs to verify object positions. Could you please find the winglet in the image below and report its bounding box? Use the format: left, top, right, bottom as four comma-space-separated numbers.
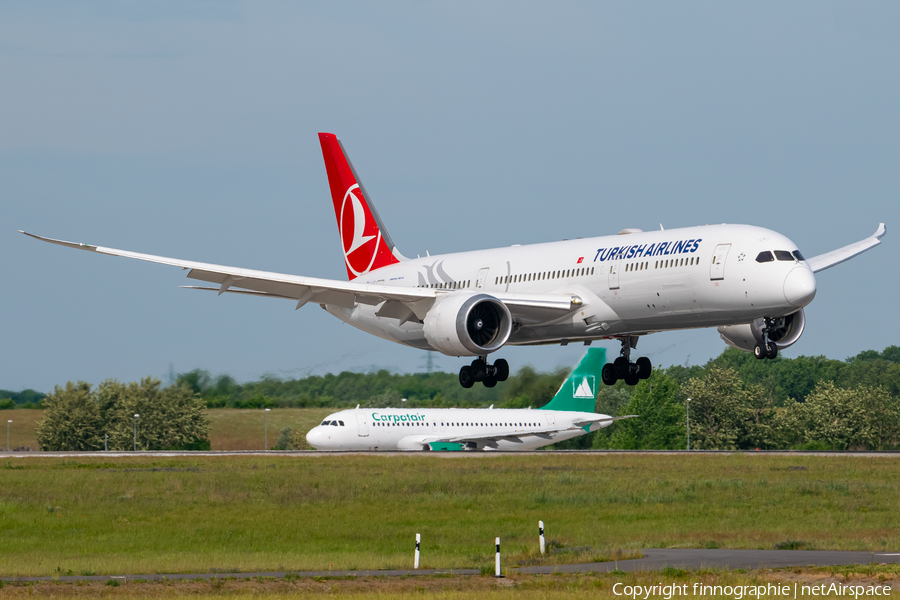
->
20, 230, 99, 252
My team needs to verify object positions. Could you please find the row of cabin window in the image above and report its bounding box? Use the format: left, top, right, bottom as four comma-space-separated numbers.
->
756, 250, 804, 263
494, 266, 595, 286
420, 280, 471, 289
624, 256, 700, 273
374, 421, 539, 428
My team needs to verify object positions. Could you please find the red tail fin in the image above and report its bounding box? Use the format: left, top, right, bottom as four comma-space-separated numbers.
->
319, 133, 402, 280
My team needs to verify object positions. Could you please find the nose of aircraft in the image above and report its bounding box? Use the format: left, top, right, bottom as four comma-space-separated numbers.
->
305, 427, 324, 449
784, 266, 817, 307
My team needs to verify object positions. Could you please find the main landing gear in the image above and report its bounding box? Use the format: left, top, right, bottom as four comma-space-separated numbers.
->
601, 336, 652, 386
459, 357, 510, 389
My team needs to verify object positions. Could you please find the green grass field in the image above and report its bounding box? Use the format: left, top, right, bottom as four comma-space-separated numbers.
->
1, 453, 899, 577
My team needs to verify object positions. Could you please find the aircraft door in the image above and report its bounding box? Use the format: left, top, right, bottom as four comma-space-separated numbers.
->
357, 413, 369, 437
546, 413, 556, 426
608, 261, 621, 290
710, 244, 731, 280
475, 267, 489, 289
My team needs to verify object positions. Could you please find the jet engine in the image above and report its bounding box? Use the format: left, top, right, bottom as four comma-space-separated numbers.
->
717, 309, 806, 352
423, 292, 513, 356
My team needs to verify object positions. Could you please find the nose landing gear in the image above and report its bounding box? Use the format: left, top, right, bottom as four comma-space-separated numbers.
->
601, 336, 652, 386
753, 317, 780, 360
459, 357, 510, 388
754, 341, 778, 360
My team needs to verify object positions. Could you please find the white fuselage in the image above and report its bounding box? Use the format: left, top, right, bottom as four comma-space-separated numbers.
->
306, 407, 609, 451
325, 224, 816, 352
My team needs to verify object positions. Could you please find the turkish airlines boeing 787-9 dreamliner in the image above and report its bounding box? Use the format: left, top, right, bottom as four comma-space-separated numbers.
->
21, 133, 885, 388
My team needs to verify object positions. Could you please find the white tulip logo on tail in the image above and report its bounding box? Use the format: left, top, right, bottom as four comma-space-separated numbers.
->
340, 184, 382, 277
574, 376, 595, 398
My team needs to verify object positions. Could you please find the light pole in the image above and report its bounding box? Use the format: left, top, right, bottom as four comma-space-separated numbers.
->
686, 399, 691, 451
6, 420, 11, 451
264, 408, 271, 450
133, 414, 140, 451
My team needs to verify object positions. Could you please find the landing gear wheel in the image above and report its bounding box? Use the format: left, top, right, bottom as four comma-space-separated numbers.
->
754, 344, 765, 360
614, 356, 629, 379
636, 356, 652, 379
459, 365, 475, 388
470, 358, 487, 380
601, 363, 617, 386
624, 374, 640, 386
459, 357, 510, 388
766, 342, 778, 360
494, 358, 510, 382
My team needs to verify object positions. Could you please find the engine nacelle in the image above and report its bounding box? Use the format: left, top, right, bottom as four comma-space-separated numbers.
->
423, 292, 513, 356
717, 309, 806, 352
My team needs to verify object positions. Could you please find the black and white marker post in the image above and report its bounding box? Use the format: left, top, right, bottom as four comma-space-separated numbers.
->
539, 520, 545, 554
414, 533, 420, 569
494, 537, 503, 578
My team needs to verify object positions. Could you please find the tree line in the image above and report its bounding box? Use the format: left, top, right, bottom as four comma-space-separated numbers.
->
587, 366, 900, 451
0, 388, 45, 410
13, 345, 900, 451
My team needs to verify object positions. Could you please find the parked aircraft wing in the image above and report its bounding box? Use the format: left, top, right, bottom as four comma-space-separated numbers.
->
806, 223, 885, 273
571, 414, 638, 427
430, 422, 603, 447
20, 231, 581, 325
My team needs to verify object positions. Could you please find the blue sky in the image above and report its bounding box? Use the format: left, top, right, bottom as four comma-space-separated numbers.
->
3, 2, 898, 392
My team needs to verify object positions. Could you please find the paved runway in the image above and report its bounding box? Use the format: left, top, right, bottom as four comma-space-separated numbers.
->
2, 450, 899, 458
4, 549, 898, 583
517, 548, 900, 574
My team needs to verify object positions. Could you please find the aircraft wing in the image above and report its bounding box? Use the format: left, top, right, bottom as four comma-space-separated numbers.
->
20, 231, 581, 324
806, 223, 885, 273
571, 414, 638, 427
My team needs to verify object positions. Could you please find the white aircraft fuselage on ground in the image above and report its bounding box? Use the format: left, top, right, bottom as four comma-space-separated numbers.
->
21, 133, 885, 389
306, 407, 606, 451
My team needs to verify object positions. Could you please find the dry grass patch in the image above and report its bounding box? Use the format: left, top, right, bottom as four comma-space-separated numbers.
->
205, 409, 330, 450
0, 568, 897, 599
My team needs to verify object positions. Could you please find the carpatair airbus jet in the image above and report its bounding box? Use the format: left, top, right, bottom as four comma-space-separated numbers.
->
21, 134, 885, 389
306, 348, 632, 451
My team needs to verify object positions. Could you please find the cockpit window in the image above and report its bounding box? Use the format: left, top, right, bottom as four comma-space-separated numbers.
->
755, 251, 774, 263
331, 421, 339, 426
338, 420, 345, 426
321, 420, 331, 426
774, 250, 794, 261
792, 250, 804, 261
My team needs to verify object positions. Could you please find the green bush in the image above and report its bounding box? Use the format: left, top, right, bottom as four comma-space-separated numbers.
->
36, 378, 210, 451
0, 398, 14, 410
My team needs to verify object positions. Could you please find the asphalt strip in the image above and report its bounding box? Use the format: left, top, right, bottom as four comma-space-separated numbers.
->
3, 450, 900, 457
4, 549, 899, 582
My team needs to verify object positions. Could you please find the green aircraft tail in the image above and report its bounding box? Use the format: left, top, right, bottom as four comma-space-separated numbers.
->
538, 347, 606, 413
